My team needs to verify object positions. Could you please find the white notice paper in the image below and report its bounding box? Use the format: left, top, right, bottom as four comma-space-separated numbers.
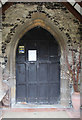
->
28, 50, 37, 61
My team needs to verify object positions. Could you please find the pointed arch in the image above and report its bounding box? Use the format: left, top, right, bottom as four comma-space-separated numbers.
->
8, 13, 69, 107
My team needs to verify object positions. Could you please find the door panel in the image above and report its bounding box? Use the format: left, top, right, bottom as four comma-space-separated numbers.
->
49, 84, 60, 104
39, 63, 48, 83
28, 63, 37, 84
49, 63, 60, 84
16, 64, 26, 84
16, 85, 26, 102
38, 40, 49, 61
16, 56, 25, 62
16, 30, 60, 104
27, 84, 37, 102
38, 84, 48, 103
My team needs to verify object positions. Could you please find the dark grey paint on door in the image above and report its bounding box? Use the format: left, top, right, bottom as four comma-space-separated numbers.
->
16, 27, 60, 104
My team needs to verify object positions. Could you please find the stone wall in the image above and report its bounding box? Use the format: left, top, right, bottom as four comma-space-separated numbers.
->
0, 2, 81, 107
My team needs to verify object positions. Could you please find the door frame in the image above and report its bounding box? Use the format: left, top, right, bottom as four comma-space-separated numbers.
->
8, 14, 70, 107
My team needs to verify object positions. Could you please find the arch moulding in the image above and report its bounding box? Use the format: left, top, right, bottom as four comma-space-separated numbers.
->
8, 13, 69, 107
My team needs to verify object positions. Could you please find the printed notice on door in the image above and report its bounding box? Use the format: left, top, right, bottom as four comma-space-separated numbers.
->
28, 50, 37, 61
19, 46, 24, 53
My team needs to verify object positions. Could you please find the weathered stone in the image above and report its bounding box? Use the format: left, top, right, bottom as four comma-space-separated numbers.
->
2, 90, 10, 107
0, 2, 81, 108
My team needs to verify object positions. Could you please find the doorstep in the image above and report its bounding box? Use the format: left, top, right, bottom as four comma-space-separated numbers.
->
2, 108, 80, 118
2, 110, 70, 118
12, 102, 70, 109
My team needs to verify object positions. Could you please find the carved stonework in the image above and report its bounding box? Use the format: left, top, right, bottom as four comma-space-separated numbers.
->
2, 90, 10, 107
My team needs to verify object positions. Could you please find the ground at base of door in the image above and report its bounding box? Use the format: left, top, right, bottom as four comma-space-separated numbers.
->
1, 108, 81, 118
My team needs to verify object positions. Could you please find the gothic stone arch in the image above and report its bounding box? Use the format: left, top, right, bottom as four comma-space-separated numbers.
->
8, 13, 70, 107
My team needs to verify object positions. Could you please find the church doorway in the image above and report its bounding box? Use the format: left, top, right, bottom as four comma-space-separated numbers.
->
16, 27, 60, 104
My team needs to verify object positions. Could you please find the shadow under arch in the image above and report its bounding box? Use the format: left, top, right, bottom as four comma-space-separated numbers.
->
17, 26, 61, 55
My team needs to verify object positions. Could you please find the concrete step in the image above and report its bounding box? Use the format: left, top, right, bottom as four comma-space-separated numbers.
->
3, 111, 70, 118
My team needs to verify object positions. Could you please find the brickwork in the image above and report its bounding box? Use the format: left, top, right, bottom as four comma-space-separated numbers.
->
0, 2, 81, 108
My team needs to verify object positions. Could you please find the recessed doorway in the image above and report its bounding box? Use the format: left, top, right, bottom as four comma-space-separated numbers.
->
16, 27, 60, 104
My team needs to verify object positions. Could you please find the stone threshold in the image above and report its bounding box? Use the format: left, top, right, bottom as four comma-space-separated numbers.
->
12, 102, 71, 109
2, 108, 80, 118
2, 107, 69, 112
